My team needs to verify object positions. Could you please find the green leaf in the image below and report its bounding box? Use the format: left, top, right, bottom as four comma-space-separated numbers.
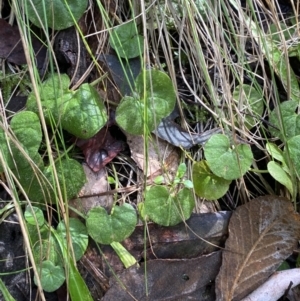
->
43, 158, 86, 202
0, 278, 16, 301
32, 235, 60, 265
266, 142, 285, 163
232, 84, 264, 129
56, 218, 88, 261
268, 23, 294, 43
61, 83, 108, 139
204, 134, 253, 180
86, 204, 137, 244
193, 160, 231, 200
287, 135, 300, 176
24, 0, 88, 30
10, 111, 42, 156
26, 74, 70, 122
68, 259, 94, 301
24, 206, 45, 226
34, 260, 65, 292
269, 100, 300, 140
116, 70, 176, 135
27, 74, 107, 139
110, 241, 137, 268
144, 186, 194, 226
0, 111, 42, 172
176, 163, 187, 179
153, 175, 165, 185
267, 161, 293, 195
182, 179, 194, 189
115, 96, 149, 135
109, 21, 144, 59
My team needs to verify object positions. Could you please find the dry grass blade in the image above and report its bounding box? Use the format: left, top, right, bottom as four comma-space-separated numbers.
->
215, 196, 300, 301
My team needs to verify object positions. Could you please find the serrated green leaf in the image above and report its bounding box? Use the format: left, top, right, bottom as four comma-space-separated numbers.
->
192, 160, 231, 200
86, 204, 137, 244
144, 186, 194, 226
267, 161, 293, 195
34, 260, 65, 292
24, 0, 88, 30
204, 134, 253, 180
109, 22, 144, 59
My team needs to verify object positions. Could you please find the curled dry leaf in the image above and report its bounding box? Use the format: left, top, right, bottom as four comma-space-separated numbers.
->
126, 133, 179, 181
215, 196, 300, 301
76, 127, 125, 172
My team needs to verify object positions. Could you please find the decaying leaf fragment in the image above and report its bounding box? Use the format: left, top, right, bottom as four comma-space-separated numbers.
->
215, 196, 300, 301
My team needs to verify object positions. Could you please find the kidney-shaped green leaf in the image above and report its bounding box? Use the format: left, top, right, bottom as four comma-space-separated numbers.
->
193, 160, 231, 200
57, 218, 88, 261
204, 134, 253, 180
0, 111, 42, 172
62, 83, 108, 139
25, 0, 88, 30
109, 21, 144, 59
86, 204, 137, 245
144, 186, 194, 226
116, 70, 176, 135
34, 260, 65, 292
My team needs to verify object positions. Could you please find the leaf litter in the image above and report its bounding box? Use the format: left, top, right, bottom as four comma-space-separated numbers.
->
215, 195, 300, 301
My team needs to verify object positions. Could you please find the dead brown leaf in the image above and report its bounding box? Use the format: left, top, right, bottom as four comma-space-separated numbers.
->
69, 164, 113, 216
126, 133, 179, 181
76, 127, 124, 172
103, 252, 222, 301
215, 195, 300, 301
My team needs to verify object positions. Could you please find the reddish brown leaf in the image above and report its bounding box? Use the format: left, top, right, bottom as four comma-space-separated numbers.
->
0, 19, 46, 71
103, 252, 222, 301
76, 127, 124, 172
215, 196, 300, 301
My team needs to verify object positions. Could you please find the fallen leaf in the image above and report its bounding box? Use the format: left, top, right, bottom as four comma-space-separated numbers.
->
123, 211, 231, 260
100, 212, 231, 279
153, 107, 221, 149
241, 268, 300, 301
0, 19, 46, 72
98, 54, 141, 96
76, 127, 125, 172
126, 133, 179, 181
69, 164, 113, 216
215, 195, 300, 301
103, 252, 221, 301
